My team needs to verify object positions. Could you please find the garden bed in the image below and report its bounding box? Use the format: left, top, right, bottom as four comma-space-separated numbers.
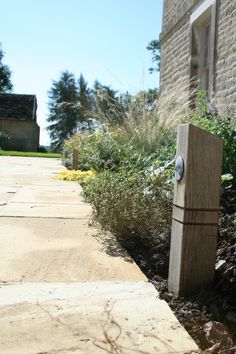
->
124, 189, 236, 352
61, 92, 236, 352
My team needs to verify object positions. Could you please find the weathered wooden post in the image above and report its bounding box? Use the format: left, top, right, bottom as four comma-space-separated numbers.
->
72, 148, 78, 170
168, 124, 223, 296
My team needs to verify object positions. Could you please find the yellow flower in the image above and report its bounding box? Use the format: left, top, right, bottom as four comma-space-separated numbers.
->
54, 169, 96, 183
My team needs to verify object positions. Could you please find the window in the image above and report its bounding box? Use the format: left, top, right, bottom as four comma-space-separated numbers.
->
189, 0, 216, 101
201, 22, 211, 92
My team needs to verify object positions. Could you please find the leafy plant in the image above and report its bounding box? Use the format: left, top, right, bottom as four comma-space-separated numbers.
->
83, 168, 173, 249
146, 39, 160, 74
0, 43, 13, 93
62, 89, 236, 257
61, 91, 186, 250
0, 130, 11, 150
190, 92, 236, 184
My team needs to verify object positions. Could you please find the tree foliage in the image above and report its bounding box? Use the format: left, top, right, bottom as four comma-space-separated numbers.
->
78, 74, 92, 113
146, 39, 160, 74
47, 72, 95, 150
47, 71, 79, 151
77, 74, 93, 131
0, 44, 13, 93
47, 71, 160, 150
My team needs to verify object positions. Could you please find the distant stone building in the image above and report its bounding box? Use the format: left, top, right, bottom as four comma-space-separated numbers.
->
160, 0, 236, 113
0, 94, 40, 151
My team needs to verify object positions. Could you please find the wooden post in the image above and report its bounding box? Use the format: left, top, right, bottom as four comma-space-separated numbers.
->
72, 148, 78, 170
168, 124, 223, 296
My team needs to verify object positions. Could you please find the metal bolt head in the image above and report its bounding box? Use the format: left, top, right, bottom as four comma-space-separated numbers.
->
175, 156, 184, 181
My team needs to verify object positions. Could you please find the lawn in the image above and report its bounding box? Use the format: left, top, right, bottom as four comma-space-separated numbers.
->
0, 150, 60, 158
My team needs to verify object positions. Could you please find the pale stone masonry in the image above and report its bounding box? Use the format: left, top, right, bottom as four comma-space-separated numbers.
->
160, 0, 236, 114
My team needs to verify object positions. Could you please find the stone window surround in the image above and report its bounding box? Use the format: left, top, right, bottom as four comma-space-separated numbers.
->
190, 0, 217, 98
190, 0, 216, 24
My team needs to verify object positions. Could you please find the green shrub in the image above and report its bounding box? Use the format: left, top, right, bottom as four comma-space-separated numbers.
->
61, 93, 182, 250
62, 90, 180, 174
190, 92, 236, 184
63, 130, 130, 172
37, 146, 48, 153
63, 91, 236, 252
0, 130, 11, 150
63, 126, 176, 174
62, 90, 236, 259
83, 168, 173, 249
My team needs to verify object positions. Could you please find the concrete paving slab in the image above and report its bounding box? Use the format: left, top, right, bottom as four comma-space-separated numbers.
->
0, 186, 19, 204
0, 217, 145, 282
0, 156, 200, 353
0, 156, 66, 186
0, 201, 91, 218
0, 282, 200, 354
8, 185, 84, 203
0, 157, 146, 282
0, 159, 92, 218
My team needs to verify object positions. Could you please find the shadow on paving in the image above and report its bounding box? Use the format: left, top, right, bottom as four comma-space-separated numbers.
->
92, 227, 135, 264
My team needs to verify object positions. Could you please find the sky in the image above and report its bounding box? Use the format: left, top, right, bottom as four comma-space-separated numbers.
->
1, 0, 163, 145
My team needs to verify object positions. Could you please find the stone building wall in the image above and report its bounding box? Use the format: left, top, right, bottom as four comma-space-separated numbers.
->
214, 0, 236, 112
0, 94, 40, 152
0, 119, 40, 152
160, 16, 191, 106
160, 0, 236, 114
162, 0, 198, 34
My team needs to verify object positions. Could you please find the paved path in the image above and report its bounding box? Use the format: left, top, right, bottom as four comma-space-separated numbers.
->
0, 157, 145, 282
0, 156, 200, 353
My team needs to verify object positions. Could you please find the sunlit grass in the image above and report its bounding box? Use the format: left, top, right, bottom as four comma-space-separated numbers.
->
0, 150, 60, 158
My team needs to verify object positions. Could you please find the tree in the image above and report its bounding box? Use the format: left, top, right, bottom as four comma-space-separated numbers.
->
47, 71, 79, 151
77, 74, 93, 131
118, 88, 159, 116
78, 74, 92, 113
144, 88, 159, 110
146, 39, 160, 74
0, 44, 13, 93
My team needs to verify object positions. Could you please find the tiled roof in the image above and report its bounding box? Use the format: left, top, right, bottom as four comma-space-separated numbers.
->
0, 93, 37, 122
